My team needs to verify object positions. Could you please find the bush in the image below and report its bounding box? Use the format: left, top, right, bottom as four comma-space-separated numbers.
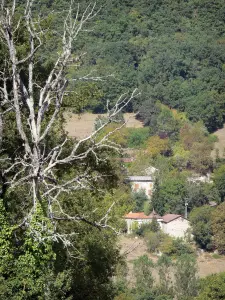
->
196, 272, 225, 300
160, 236, 194, 257
143, 201, 151, 216
135, 219, 160, 237
135, 223, 153, 236
127, 128, 149, 148
131, 221, 139, 233
132, 189, 148, 212
148, 218, 160, 232
145, 231, 165, 253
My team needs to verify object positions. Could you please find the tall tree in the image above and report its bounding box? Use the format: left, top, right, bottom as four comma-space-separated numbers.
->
189, 206, 213, 250
0, 1, 137, 298
174, 254, 199, 300
0, 0, 138, 242
211, 202, 225, 254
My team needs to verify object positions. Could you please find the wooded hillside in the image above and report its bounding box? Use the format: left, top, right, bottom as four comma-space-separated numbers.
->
42, 0, 225, 133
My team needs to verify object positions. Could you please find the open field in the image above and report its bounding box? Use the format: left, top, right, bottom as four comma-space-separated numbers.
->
64, 112, 143, 139
211, 124, 225, 158
119, 236, 225, 280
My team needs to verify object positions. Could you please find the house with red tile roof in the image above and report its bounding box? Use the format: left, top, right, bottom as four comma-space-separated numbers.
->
124, 211, 190, 237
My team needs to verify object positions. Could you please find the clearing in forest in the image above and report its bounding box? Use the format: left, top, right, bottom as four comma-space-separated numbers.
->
64, 112, 143, 139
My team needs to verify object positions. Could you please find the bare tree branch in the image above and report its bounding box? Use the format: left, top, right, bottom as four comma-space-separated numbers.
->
0, 0, 139, 245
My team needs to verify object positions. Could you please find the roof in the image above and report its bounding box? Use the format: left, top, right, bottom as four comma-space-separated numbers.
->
124, 210, 162, 220
127, 176, 153, 182
162, 214, 182, 223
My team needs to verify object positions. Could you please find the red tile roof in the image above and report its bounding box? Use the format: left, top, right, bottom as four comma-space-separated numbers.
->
124, 211, 162, 220
162, 214, 182, 223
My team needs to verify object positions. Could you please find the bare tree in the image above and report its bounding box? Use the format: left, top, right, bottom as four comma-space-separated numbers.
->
0, 0, 139, 244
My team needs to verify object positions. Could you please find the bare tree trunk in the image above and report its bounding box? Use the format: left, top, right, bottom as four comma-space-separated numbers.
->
0, 0, 139, 244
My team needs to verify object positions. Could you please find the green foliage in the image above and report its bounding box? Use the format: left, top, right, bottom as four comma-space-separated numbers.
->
211, 202, 225, 254
24, 0, 225, 134
196, 272, 225, 300
135, 218, 160, 237
0, 202, 56, 299
96, 122, 130, 147
133, 255, 154, 295
146, 136, 170, 158
143, 201, 151, 216
174, 254, 199, 300
144, 228, 193, 257
186, 182, 220, 210
145, 231, 164, 253
127, 128, 149, 148
132, 189, 148, 212
151, 172, 187, 215
124, 252, 199, 300
179, 122, 214, 173
189, 206, 213, 250
213, 164, 225, 201
2, 1, 225, 299
148, 218, 160, 233
114, 261, 129, 296
156, 255, 174, 298
131, 221, 139, 233
127, 151, 153, 176
159, 236, 194, 257
156, 105, 182, 140
63, 82, 104, 113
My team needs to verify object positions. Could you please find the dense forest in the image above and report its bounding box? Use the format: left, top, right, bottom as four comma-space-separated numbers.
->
58, 0, 225, 133
31, 0, 225, 133
1, 1, 225, 299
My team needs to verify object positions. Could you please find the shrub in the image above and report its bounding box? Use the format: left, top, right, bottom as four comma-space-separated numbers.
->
148, 217, 160, 232
145, 231, 164, 253
127, 128, 149, 148
143, 201, 151, 216
131, 221, 139, 233
132, 189, 148, 212
160, 236, 194, 257
135, 222, 153, 236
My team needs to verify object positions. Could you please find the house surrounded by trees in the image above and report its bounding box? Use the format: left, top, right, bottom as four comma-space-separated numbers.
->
124, 210, 190, 238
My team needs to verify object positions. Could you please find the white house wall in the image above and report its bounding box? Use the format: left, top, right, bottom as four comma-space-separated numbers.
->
163, 217, 189, 238
131, 181, 154, 198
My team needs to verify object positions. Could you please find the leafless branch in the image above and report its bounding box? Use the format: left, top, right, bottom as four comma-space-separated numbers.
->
0, 0, 138, 246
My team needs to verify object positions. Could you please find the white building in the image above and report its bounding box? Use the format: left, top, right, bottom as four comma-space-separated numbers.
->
161, 214, 190, 238
124, 210, 163, 234
127, 176, 154, 198
124, 211, 190, 238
